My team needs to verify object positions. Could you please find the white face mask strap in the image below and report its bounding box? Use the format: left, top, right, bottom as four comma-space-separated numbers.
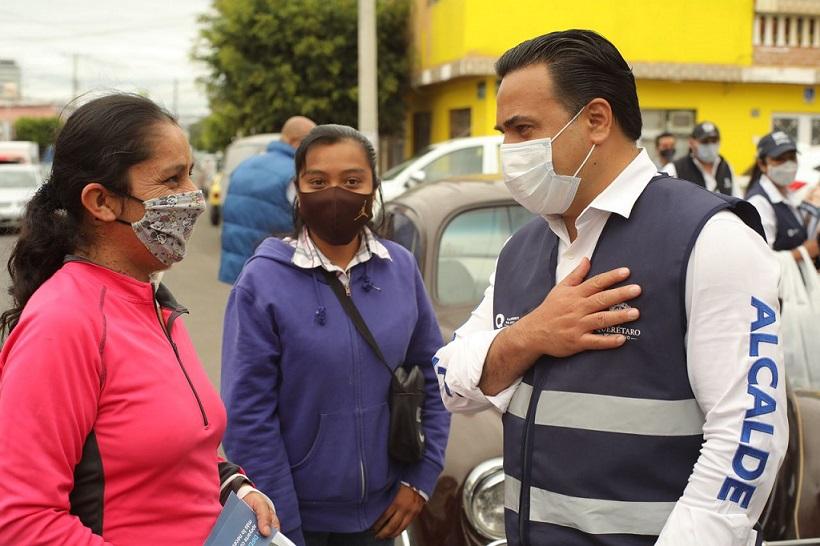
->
553, 106, 585, 142
573, 144, 596, 178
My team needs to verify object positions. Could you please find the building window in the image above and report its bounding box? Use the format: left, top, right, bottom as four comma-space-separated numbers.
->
476, 81, 487, 100
412, 112, 432, 155
773, 113, 820, 148
449, 108, 472, 139
640, 109, 696, 161
773, 116, 799, 142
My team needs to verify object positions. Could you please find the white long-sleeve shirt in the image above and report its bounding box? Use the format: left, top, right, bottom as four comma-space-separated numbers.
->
662, 154, 740, 197
435, 149, 787, 546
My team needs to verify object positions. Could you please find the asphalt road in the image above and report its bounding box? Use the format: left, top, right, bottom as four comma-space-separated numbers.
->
0, 220, 232, 389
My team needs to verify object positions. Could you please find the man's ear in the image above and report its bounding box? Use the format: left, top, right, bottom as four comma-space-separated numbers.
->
586, 98, 612, 145
80, 183, 121, 222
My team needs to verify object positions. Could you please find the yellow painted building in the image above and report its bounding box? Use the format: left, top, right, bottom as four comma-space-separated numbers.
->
406, 0, 820, 172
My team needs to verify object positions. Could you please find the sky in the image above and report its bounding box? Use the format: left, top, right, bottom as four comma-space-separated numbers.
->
0, 0, 214, 123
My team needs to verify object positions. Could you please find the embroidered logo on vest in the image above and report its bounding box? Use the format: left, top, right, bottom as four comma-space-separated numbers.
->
594, 303, 642, 340
495, 313, 521, 329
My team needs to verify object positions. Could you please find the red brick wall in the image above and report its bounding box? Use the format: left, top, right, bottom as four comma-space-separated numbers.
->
754, 46, 820, 67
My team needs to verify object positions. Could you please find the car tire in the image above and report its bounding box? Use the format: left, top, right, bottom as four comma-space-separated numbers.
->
210, 205, 221, 226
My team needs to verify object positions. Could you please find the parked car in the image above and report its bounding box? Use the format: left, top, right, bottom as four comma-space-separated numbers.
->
381, 136, 502, 203
383, 177, 820, 546
790, 147, 820, 202
0, 164, 42, 230
208, 133, 280, 225
0, 141, 39, 165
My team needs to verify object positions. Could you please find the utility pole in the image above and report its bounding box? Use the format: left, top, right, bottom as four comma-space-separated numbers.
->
357, 0, 378, 153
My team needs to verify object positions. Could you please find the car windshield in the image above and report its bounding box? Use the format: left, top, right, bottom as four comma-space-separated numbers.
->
382, 145, 435, 179
0, 170, 39, 189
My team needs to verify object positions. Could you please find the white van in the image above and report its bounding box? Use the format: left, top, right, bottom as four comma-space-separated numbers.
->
0, 141, 39, 165
381, 135, 502, 202
208, 133, 281, 225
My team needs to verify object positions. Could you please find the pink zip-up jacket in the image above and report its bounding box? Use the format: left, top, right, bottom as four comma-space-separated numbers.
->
0, 259, 242, 545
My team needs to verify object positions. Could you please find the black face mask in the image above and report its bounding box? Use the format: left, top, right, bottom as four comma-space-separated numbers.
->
298, 186, 374, 246
660, 148, 675, 161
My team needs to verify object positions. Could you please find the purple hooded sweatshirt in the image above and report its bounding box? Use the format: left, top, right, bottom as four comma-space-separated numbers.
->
220, 236, 450, 545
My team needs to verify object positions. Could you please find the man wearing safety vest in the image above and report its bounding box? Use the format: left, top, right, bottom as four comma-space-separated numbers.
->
434, 29, 787, 546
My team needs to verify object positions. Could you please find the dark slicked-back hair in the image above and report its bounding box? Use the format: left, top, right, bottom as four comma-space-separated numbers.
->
496, 29, 642, 141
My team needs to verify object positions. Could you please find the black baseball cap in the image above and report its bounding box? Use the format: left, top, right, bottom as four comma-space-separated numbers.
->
757, 131, 797, 160
692, 122, 720, 141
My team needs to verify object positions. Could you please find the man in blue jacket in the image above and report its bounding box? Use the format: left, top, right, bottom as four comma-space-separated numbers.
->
219, 116, 316, 283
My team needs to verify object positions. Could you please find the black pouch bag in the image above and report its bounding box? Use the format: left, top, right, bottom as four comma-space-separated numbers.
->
322, 269, 426, 464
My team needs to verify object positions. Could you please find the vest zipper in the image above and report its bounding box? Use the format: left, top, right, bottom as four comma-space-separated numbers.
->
155, 303, 209, 427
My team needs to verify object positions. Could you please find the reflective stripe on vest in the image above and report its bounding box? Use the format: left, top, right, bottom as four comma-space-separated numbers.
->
507, 383, 705, 436
504, 476, 676, 536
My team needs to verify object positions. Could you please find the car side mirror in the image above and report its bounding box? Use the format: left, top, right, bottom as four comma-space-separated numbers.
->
408, 170, 426, 185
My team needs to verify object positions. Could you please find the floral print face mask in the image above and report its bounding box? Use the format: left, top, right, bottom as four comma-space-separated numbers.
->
116, 190, 206, 267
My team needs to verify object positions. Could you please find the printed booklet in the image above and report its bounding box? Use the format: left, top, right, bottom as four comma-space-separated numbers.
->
204, 491, 296, 546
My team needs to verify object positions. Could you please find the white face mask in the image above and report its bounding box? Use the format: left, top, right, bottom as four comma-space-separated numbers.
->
695, 142, 719, 164
500, 108, 595, 216
767, 160, 798, 188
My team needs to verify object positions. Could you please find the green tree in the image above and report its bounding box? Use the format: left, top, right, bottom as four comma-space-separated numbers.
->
13, 116, 63, 155
195, 0, 410, 151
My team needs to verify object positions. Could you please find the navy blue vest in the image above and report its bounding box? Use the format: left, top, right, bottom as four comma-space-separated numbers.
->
746, 180, 807, 251
673, 154, 733, 196
496, 177, 763, 546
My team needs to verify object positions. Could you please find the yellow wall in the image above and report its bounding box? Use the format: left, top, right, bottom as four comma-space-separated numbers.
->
407, 0, 819, 168
415, 0, 754, 70
408, 77, 820, 170
410, 76, 497, 145
638, 80, 820, 171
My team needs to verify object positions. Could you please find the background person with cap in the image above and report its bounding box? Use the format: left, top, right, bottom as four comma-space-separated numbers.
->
745, 130, 820, 263
663, 121, 737, 196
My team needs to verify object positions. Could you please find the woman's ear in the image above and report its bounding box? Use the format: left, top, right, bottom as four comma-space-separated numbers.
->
80, 183, 121, 222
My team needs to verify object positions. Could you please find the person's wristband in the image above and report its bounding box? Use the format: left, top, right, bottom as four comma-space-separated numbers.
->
400, 481, 429, 502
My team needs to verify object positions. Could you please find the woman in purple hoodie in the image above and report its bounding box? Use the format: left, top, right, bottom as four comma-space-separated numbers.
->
220, 125, 450, 546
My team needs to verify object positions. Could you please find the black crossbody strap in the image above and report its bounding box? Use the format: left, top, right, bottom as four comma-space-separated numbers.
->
320, 269, 394, 376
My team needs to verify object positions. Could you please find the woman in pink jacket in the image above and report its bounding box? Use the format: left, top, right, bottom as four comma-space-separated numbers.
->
0, 94, 276, 545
